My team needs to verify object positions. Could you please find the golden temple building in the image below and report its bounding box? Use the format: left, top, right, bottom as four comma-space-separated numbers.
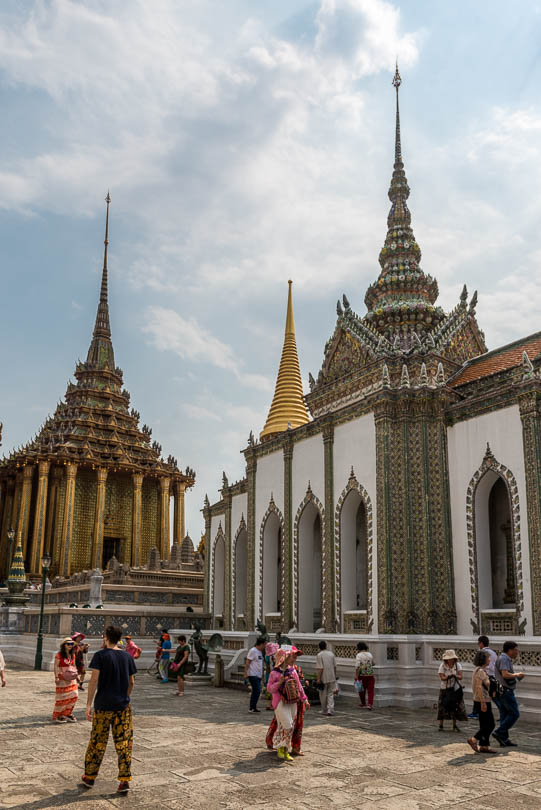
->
0, 195, 195, 578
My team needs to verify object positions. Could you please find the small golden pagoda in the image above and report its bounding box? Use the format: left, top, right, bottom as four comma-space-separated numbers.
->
0, 195, 195, 577
260, 280, 310, 440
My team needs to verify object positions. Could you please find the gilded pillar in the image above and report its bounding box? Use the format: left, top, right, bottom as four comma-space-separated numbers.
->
132, 473, 143, 567
59, 463, 78, 576
0, 477, 15, 573
30, 460, 50, 575
45, 468, 63, 568
322, 421, 335, 632
0, 481, 5, 540
17, 464, 34, 559
245, 452, 257, 631
173, 481, 186, 544
159, 477, 171, 560
91, 468, 108, 570
282, 438, 294, 631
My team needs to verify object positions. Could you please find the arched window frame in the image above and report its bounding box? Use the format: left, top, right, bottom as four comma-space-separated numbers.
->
466, 444, 524, 633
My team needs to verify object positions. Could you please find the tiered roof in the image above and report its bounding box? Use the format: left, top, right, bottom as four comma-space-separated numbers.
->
2, 196, 195, 486
307, 66, 487, 412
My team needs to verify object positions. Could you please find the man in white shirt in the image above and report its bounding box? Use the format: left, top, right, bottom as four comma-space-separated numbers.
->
243, 637, 266, 713
316, 641, 337, 716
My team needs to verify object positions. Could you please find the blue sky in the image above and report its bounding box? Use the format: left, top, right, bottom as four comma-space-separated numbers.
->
2, 0, 541, 537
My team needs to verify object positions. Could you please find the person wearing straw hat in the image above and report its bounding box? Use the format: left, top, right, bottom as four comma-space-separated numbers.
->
267, 648, 309, 762
437, 649, 467, 731
52, 637, 79, 723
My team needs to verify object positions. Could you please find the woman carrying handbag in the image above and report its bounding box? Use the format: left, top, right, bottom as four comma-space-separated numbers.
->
52, 637, 79, 723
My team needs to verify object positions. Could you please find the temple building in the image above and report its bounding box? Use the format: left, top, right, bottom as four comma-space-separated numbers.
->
205, 67, 541, 640
0, 195, 195, 578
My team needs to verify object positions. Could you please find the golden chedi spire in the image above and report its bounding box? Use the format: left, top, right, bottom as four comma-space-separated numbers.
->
260, 281, 309, 441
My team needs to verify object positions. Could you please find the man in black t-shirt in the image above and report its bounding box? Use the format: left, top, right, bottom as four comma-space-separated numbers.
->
81, 625, 137, 794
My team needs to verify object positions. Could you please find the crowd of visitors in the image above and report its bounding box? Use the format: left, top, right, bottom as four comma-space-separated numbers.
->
2, 628, 529, 789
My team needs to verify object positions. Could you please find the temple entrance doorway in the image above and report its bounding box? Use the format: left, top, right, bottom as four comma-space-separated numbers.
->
340, 489, 368, 629
262, 512, 281, 618
235, 528, 247, 624
297, 502, 322, 632
102, 537, 121, 569
475, 470, 515, 610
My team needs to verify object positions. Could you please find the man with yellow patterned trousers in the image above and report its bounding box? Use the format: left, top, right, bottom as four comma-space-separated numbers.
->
81, 625, 137, 794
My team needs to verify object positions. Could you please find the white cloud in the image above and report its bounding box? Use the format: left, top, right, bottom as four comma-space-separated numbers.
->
143, 306, 272, 390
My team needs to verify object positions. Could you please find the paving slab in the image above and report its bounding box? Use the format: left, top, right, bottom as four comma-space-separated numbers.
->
1, 667, 541, 809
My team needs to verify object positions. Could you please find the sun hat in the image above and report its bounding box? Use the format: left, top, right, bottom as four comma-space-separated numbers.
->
274, 649, 288, 667
291, 646, 303, 656
442, 649, 458, 661
266, 642, 279, 657
60, 637, 75, 647
125, 635, 132, 640
71, 632, 85, 641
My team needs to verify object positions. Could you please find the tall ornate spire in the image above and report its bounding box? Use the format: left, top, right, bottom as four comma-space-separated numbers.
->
260, 281, 310, 441
364, 66, 444, 346
86, 192, 115, 369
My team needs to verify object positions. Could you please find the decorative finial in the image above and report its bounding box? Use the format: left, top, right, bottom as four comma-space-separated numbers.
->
392, 60, 401, 90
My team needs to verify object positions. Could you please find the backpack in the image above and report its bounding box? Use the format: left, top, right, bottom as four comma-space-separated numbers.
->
487, 674, 504, 700
281, 675, 300, 703
133, 645, 142, 659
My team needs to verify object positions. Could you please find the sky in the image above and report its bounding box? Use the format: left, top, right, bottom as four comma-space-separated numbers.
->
2, 0, 541, 538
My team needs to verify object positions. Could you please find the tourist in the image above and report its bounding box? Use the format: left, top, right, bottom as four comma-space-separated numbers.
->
81, 625, 137, 794
266, 646, 307, 755
243, 636, 266, 713
0, 646, 5, 687
316, 640, 337, 716
159, 633, 172, 683
354, 641, 375, 710
264, 642, 278, 711
468, 635, 497, 719
437, 649, 467, 731
72, 632, 88, 691
124, 636, 141, 660
493, 640, 525, 747
267, 649, 309, 761
466, 650, 497, 754
173, 635, 191, 696
52, 637, 79, 723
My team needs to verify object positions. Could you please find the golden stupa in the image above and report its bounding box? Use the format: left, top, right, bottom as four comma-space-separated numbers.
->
260, 280, 310, 440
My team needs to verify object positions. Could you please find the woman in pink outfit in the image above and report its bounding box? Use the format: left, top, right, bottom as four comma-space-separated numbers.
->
267, 648, 309, 762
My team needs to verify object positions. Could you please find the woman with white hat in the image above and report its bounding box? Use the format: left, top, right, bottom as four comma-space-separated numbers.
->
437, 649, 467, 731
52, 637, 79, 723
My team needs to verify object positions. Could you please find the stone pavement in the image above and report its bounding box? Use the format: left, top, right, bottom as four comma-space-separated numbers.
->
2, 668, 541, 809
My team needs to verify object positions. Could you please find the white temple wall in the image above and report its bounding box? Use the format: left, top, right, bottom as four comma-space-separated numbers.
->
292, 434, 324, 510
231, 493, 247, 537
447, 404, 531, 635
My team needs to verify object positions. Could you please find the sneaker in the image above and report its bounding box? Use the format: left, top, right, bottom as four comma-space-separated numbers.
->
468, 712, 478, 719
78, 685, 84, 691
327, 711, 334, 716
66, 715, 77, 723
117, 781, 130, 793
80, 776, 94, 789
249, 708, 261, 713
54, 716, 67, 723
505, 740, 518, 747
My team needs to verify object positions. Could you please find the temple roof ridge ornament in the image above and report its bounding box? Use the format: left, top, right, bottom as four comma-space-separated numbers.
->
260, 280, 310, 441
